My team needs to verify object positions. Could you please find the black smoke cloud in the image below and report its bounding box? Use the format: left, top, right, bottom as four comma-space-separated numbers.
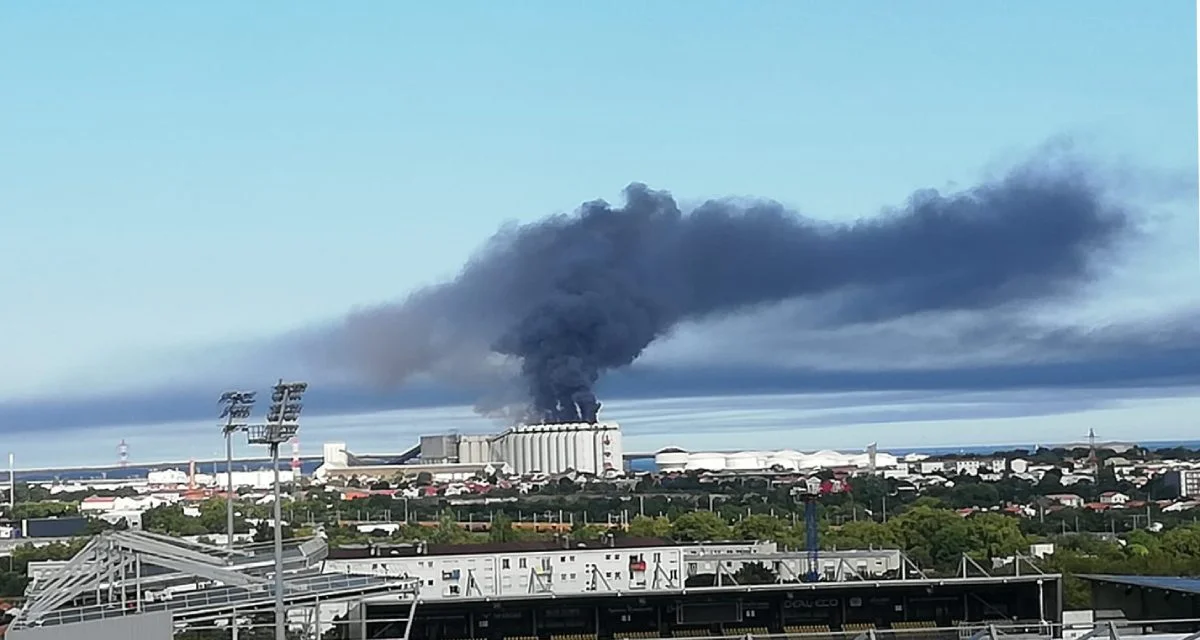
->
318, 155, 1133, 424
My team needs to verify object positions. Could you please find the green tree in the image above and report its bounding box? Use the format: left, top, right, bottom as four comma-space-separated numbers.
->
888, 505, 972, 570
1160, 524, 1200, 556
948, 482, 1001, 509
12, 501, 78, 520
826, 520, 899, 550
965, 512, 1029, 558
627, 515, 672, 538
427, 511, 472, 544
733, 562, 777, 584
571, 524, 608, 541
489, 513, 520, 543
734, 514, 789, 542
141, 505, 208, 536
670, 511, 732, 542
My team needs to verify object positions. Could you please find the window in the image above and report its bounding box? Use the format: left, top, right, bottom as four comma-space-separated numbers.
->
560, 556, 566, 562
653, 553, 661, 562
519, 558, 527, 569
669, 570, 678, 580
502, 559, 510, 569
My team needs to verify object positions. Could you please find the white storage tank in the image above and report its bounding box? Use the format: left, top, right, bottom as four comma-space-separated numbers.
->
520, 431, 535, 475
686, 453, 727, 471
537, 429, 552, 474
553, 430, 567, 473
765, 456, 799, 471
727, 451, 766, 471
563, 430, 578, 472
575, 427, 594, 474
592, 428, 606, 474
604, 425, 623, 474
655, 447, 689, 472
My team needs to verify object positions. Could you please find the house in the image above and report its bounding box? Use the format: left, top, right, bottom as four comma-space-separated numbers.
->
79, 496, 117, 513
1099, 491, 1130, 505
954, 460, 984, 476
1045, 494, 1085, 508
914, 461, 945, 475
1060, 474, 1093, 486
1162, 500, 1200, 513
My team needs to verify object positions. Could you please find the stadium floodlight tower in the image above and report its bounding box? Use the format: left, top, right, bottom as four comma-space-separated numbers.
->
247, 379, 307, 640
219, 390, 257, 552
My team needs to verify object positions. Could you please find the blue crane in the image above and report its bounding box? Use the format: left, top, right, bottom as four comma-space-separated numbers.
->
793, 477, 849, 582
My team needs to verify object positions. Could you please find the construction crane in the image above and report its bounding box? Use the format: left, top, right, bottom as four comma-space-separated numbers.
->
791, 477, 849, 582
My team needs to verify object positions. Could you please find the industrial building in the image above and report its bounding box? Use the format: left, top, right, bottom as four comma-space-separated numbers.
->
315, 421, 906, 482
317, 421, 624, 480
1164, 469, 1200, 498
324, 538, 1062, 640
422, 422, 623, 477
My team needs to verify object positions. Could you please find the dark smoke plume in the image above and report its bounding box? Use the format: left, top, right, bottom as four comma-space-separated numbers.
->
322, 156, 1132, 424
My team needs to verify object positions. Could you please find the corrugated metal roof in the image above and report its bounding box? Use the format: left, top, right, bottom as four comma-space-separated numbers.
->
1079, 574, 1200, 595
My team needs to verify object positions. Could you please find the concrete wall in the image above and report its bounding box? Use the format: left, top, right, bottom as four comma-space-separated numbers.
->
7, 611, 173, 640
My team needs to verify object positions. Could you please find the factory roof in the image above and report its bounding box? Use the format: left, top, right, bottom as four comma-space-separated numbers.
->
1077, 574, 1200, 595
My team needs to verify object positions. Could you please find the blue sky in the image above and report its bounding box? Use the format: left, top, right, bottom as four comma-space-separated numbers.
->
2, 2, 1197, 465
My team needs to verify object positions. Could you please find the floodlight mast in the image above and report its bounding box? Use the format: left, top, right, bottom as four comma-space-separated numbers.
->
218, 390, 257, 553
247, 379, 307, 640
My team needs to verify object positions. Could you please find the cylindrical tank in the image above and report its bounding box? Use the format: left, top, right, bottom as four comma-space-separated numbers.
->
554, 431, 569, 474
564, 430, 578, 472
576, 426, 595, 474
686, 453, 727, 472
727, 451, 764, 471
655, 447, 689, 472
607, 426, 623, 472
520, 432, 535, 476
537, 429, 551, 474
508, 432, 522, 475
592, 427, 604, 470
765, 456, 799, 471
549, 429, 561, 473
